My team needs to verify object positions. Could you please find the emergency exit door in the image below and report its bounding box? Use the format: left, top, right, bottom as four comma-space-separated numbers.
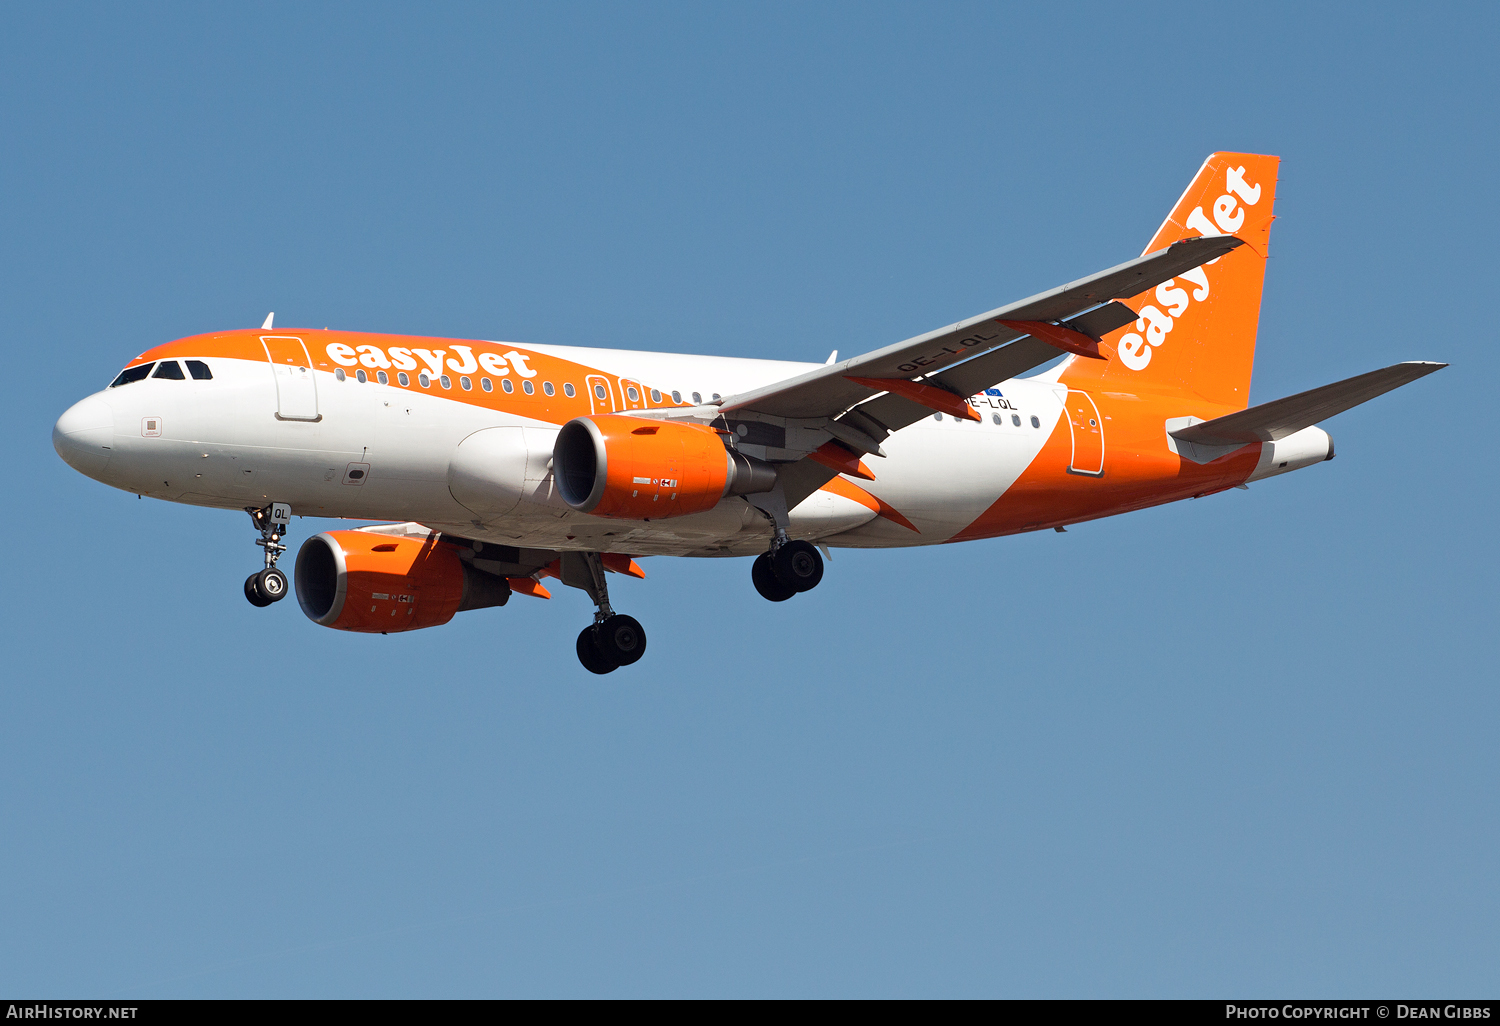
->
585, 374, 617, 415
261, 336, 320, 421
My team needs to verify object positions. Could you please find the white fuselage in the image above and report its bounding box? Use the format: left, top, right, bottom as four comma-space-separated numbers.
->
57, 342, 1065, 556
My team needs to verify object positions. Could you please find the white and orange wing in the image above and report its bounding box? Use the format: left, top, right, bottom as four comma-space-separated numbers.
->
716, 233, 1241, 432
647, 234, 1244, 505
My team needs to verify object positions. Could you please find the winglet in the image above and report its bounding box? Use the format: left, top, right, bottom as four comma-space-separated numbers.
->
261, 312, 274, 330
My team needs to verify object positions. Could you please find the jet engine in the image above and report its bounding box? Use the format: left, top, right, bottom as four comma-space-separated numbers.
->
553, 415, 776, 519
293, 530, 511, 633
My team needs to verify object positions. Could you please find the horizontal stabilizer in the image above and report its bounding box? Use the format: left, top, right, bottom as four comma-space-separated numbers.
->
1171, 361, 1447, 446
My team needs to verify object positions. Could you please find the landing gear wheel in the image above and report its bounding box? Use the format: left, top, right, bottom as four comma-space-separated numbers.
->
244, 573, 273, 608
772, 540, 823, 593
256, 567, 289, 603
752, 553, 796, 602
597, 614, 647, 666
577, 626, 619, 675
245, 504, 291, 610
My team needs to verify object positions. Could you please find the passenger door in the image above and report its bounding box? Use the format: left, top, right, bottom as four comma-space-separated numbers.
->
1065, 389, 1104, 476
261, 335, 320, 421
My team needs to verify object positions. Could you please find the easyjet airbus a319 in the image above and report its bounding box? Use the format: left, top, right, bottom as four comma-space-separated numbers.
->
53, 153, 1443, 672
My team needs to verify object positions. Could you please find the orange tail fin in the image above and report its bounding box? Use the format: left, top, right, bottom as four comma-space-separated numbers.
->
1061, 152, 1280, 410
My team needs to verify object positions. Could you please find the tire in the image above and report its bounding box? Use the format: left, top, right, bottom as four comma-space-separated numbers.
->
597, 614, 647, 666
752, 553, 796, 602
244, 573, 272, 608
772, 540, 823, 593
256, 567, 289, 603
577, 626, 619, 675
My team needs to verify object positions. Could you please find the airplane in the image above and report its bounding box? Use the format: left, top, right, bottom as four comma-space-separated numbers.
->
52, 152, 1444, 673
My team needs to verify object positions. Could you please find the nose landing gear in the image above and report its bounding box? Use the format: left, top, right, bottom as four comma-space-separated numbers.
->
244, 566, 288, 607
244, 503, 292, 607
561, 551, 648, 674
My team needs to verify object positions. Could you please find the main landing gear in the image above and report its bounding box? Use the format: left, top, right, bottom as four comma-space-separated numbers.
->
743, 480, 825, 602
244, 503, 292, 607
751, 538, 824, 602
561, 551, 647, 675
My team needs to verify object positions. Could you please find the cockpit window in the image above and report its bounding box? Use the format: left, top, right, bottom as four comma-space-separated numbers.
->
153, 360, 185, 380
185, 360, 213, 380
110, 363, 155, 387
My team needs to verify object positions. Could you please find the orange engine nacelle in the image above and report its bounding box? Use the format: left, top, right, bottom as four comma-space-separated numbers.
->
293, 530, 511, 633
553, 415, 775, 519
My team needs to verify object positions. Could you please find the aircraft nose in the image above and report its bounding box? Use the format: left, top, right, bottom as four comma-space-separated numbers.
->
53, 393, 115, 478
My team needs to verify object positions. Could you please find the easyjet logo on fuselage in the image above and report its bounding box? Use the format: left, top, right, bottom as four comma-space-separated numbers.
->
324, 341, 540, 379
1116, 165, 1263, 372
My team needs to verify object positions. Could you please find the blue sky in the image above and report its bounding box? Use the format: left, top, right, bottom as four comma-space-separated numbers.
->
3, 1, 1496, 997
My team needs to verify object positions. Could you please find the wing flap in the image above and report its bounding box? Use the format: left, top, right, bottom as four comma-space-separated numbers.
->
1170, 362, 1447, 445
1064, 301, 1139, 340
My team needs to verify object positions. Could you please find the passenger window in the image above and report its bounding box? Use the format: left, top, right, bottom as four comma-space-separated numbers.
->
377, 371, 389, 385
419, 372, 431, 387
692, 392, 702, 404
398, 372, 410, 386
933, 413, 942, 421
185, 360, 213, 380
153, 360, 185, 380
336, 368, 347, 382
563, 383, 575, 398
481, 377, 492, 392
711, 393, 721, 402
627, 386, 639, 402
1012, 414, 1021, 427
594, 383, 607, 400
502, 378, 514, 393
1031, 416, 1041, 428
440, 375, 452, 389
356, 369, 368, 383
522, 380, 534, 395
672, 390, 682, 404
460, 376, 472, 390
992, 414, 1002, 425
543, 381, 555, 396
110, 363, 155, 387
650, 389, 661, 403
